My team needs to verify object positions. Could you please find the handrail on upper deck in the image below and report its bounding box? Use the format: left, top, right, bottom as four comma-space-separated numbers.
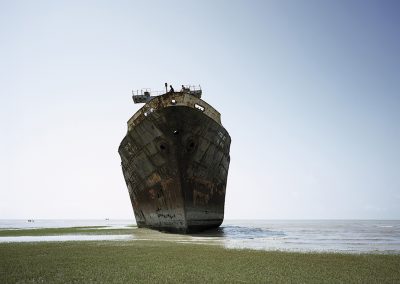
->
132, 84, 202, 104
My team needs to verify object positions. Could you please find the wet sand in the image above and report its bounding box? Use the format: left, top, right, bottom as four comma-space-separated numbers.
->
1, 220, 400, 254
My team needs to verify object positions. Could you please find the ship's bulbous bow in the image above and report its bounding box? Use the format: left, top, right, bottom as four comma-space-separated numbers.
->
118, 92, 231, 233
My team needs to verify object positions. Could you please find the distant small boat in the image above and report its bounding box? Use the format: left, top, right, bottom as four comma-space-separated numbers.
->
27, 219, 34, 223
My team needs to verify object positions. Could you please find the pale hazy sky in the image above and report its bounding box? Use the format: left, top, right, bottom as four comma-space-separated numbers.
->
1, 0, 399, 220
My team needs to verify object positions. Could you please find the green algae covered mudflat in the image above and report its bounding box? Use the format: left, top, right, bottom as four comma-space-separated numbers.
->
1, 240, 400, 283
0, 226, 137, 237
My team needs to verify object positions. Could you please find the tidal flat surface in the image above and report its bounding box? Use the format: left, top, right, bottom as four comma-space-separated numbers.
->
1, 241, 400, 283
1, 219, 399, 254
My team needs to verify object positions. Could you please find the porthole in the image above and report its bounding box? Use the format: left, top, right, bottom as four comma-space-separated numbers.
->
186, 138, 197, 153
158, 142, 169, 153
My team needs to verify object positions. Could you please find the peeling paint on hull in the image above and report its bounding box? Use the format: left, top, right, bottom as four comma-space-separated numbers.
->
118, 92, 231, 233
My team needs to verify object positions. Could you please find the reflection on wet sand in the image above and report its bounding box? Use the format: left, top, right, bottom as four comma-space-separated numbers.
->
1, 220, 400, 254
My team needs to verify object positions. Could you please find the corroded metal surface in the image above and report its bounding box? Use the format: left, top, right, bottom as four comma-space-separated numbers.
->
119, 92, 231, 233
127, 92, 221, 130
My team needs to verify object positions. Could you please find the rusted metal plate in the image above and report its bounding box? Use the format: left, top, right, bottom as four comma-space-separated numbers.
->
119, 92, 231, 233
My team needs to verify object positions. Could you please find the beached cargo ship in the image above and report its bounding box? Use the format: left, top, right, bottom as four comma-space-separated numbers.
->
118, 85, 231, 233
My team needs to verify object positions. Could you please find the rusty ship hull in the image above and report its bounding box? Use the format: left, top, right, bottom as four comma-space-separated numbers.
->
118, 92, 231, 233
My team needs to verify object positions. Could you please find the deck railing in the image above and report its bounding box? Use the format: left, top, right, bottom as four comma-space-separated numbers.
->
132, 85, 202, 104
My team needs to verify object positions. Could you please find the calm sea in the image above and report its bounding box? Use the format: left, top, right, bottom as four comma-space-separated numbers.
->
1, 219, 399, 254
